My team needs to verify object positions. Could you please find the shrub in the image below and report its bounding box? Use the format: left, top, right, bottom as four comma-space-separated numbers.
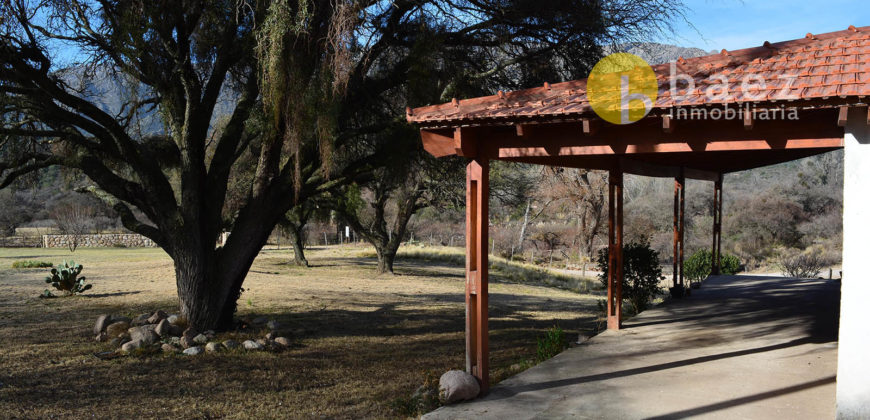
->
11, 260, 53, 269
536, 325, 567, 362
777, 249, 827, 278
44, 261, 92, 295
596, 238, 664, 314
684, 249, 741, 282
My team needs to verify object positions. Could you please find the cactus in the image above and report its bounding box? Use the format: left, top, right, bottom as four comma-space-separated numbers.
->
44, 261, 92, 295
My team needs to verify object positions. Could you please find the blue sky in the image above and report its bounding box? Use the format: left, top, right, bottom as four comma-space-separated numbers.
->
662, 0, 870, 52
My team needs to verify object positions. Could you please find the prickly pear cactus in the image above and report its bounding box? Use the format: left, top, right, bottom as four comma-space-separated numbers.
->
44, 261, 92, 295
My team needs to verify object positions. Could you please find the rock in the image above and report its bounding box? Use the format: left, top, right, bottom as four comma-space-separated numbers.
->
169, 336, 182, 346
155, 319, 172, 337
205, 342, 223, 352
180, 336, 195, 349
266, 320, 281, 331
265, 332, 277, 340
193, 334, 209, 344
183, 346, 204, 356
203, 330, 216, 339
182, 327, 198, 339
105, 321, 130, 338
438, 370, 480, 404
168, 325, 183, 337
147, 310, 168, 324
256, 338, 267, 346
274, 337, 292, 348
166, 314, 180, 325
222, 339, 240, 350
94, 314, 112, 335
161, 343, 177, 354
121, 340, 143, 353
112, 316, 132, 325
131, 313, 150, 326
129, 326, 159, 345
95, 332, 107, 342
242, 340, 264, 351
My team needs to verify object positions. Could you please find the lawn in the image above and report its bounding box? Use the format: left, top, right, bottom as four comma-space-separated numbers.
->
0, 245, 602, 419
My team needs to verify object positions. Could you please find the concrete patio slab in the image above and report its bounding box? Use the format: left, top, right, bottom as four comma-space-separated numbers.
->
425, 275, 839, 420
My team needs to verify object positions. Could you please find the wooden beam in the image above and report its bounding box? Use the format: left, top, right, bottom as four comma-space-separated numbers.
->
744, 108, 753, 131
663, 115, 674, 134
618, 158, 720, 181
420, 129, 456, 158
465, 159, 490, 393
582, 118, 597, 136
838, 106, 850, 127
454, 127, 478, 158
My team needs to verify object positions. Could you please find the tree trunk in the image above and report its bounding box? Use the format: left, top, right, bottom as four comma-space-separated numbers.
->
288, 226, 309, 267
375, 245, 395, 274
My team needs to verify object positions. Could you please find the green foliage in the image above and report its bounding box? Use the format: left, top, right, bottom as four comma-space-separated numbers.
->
536, 325, 567, 362
11, 260, 53, 268
44, 261, 92, 295
684, 249, 742, 282
596, 238, 665, 314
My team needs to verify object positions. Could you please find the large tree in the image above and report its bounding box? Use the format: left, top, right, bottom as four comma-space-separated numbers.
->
1, 0, 685, 330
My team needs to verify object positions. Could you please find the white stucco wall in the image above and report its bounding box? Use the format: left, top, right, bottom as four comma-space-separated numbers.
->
838, 106, 870, 420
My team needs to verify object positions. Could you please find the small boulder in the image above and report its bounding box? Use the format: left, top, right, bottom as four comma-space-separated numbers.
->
131, 313, 150, 326
222, 339, 240, 350
242, 340, 264, 351
169, 325, 184, 337
274, 337, 292, 348
166, 314, 180, 325
147, 310, 168, 324
161, 343, 177, 354
95, 332, 107, 342
183, 346, 204, 356
112, 316, 132, 325
182, 327, 198, 339
193, 334, 209, 345
105, 321, 130, 338
265, 332, 277, 340
266, 320, 281, 331
94, 314, 112, 335
169, 336, 182, 346
205, 342, 223, 352
129, 326, 159, 345
180, 336, 195, 349
438, 370, 480, 404
109, 337, 123, 347
154, 319, 172, 337
121, 340, 143, 353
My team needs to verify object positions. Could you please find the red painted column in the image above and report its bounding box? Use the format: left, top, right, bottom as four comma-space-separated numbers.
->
465, 159, 489, 392
673, 171, 685, 288
607, 168, 623, 330
712, 177, 723, 275
679, 171, 686, 288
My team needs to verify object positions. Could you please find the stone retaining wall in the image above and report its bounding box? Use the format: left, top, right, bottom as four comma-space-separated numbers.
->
42, 234, 157, 248
0, 236, 42, 248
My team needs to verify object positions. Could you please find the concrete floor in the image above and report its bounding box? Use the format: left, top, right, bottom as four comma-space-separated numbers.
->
425, 275, 840, 420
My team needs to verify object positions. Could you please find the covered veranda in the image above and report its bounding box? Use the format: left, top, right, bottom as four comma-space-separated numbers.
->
408, 26, 870, 418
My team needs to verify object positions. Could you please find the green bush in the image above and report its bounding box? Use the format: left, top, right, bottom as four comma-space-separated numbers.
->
536, 325, 567, 362
11, 260, 53, 269
684, 249, 741, 282
44, 261, 92, 295
596, 238, 664, 314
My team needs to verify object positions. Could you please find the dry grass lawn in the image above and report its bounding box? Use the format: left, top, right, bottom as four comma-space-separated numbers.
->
0, 245, 603, 419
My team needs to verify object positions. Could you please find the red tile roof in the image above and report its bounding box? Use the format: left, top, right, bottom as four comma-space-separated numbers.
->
407, 25, 870, 127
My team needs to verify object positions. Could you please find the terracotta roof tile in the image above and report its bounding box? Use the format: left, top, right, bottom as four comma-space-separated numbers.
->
409, 26, 870, 126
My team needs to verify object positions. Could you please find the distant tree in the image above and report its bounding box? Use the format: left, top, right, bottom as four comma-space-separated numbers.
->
49, 200, 96, 252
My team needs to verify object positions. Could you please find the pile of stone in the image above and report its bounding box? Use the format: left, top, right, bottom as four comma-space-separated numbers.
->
93, 311, 294, 356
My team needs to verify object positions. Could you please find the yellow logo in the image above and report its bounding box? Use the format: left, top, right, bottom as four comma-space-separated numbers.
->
587, 53, 658, 125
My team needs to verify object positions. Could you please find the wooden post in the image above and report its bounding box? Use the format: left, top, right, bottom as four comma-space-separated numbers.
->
712, 177, 723, 275
607, 168, 623, 330
679, 170, 686, 288
673, 170, 685, 288
466, 159, 490, 392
